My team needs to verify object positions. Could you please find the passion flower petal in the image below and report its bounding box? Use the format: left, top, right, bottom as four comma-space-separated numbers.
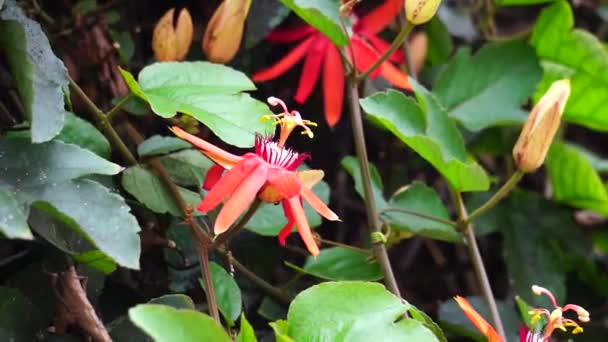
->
287, 196, 319, 256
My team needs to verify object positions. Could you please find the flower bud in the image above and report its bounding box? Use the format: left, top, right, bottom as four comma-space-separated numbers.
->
202, 0, 252, 64
152, 8, 193, 61
405, 0, 442, 25
512, 79, 570, 173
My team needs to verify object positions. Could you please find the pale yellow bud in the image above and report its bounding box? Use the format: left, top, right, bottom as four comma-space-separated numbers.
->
405, 0, 442, 25
202, 0, 252, 64
513, 79, 571, 173
152, 8, 193, 61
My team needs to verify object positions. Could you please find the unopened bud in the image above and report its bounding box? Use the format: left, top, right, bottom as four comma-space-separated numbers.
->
202, 0, 252, 64
405, 0, 442, 25
152, 8, 193, 61
513, 79, 570, 173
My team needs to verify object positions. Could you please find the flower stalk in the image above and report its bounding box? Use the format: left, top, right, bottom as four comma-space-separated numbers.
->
465, 170, 524, 225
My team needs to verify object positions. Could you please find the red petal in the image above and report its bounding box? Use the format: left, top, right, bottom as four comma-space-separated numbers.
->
454, 296, 504, 342
214, 164, 269, 234
266, 26, 316, 43
268, 169, 302, 199
198, 157, 261, 213
252, 37, 315, 82
365, 34, 405, 63
322, 45, 344, 127
380, 61, 412, 90
203, 164, 225, 190
294, 37, 327, 104
170, 126, 242, 169
350, 37, 382, 78
278, 200, 295, 246
301, 186, 340, 221
355, 0, 403, 36
287, 196, 319, 256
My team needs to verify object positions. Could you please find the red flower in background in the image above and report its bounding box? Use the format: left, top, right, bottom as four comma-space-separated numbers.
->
172, 97, 340, 255
252, 0, 410, 127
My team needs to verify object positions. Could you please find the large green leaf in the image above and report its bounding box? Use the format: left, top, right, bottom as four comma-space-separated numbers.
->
0, 0, 68, 142
425, 17, 454, 67
530, 0, 608, 131
0, 287, 45, 342
286, 282, 438, 341
300, 247, 382, 281
200, 262, 242, 325
0, 189, 31, 239
278, 0, 348, 46
121, 165, 202, 217
246, 171, 330, 236
55, 112, 111, 159
546, 141, 608, 214
137, 135, 191, 157
33, 179, 141, 269
120, 62, 273, 147
129, 304, 231, 342
342, 157, 458, 242
159, 149, 213, 187
433, 41, 541, 131
361, 86, 489, 192
237, 314, 258, 342
0, 138, 140, 269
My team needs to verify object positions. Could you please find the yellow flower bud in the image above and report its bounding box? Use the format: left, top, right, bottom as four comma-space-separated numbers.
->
405, 0, 442, 25
152, 8, 193, 61
202, 0, 252, 64
512, 79, 571, 173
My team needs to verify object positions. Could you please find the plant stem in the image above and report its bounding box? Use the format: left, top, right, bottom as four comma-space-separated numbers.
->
451, 189, 506, 340
216, 248, 291, 305
397, 14, 417, 80
346, 78, 401, 297
379, 208, 457, 227
68, 76, 138, 165
357, 20, 414, 82
123, 123, 221, 324
106, 95, 131, 122
466, 170, 524, 224
211, 199, 261, 249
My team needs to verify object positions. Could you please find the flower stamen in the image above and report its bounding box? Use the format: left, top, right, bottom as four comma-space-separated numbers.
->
266, 97, 317, 147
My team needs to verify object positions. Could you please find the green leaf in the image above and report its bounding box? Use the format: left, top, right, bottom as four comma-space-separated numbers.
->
408, 306, 447, 342
361, 86, 489, 192
73, 250, 117, 274
433, 41, 541, 131
425, 17, 454, 67
159, 149, 214, 187
495, 0, 557, 6
109, 295, 196, 341
438, 296, 521, 342
546, 141, 608, 215
270, 320, 294, 342
0, 287, 45, 342
341, 156, 388, 208
122, 165, 202, 217
570, 144, 608, 173
515, 296, 538, 328
531, 0, 608, 131
278, 0, 348, 47
120, 62, 273, 147
56, 112, 111, 158
137, 135, 191, 157
287, 281, 438, 341
386, 182, 458, 242
245, 0, 290, 48
0, 189, 32, 239
237, 314, 258, 342
200, 262, 242, 325
109, 30, 134, 63
246, 171, 330, 236
32, 179, 141, 269
0, 0, 68, 142
129, 304, 231, 342
301, 247, 382, 281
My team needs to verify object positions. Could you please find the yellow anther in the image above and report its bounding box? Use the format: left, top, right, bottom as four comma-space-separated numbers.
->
572, 326, 583, 334
530, 314, 542, 324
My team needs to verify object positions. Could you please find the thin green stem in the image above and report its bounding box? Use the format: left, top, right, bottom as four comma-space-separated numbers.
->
451, 189, 506, 340
397, 14, 417, 80
211, 199, 261, 249
68, 76, 138, 165
379, 208, 457, 227
217, 248, 291, 305
466, 170, 524, 224
106, 95, 131, 122
357, 20, 414, 82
